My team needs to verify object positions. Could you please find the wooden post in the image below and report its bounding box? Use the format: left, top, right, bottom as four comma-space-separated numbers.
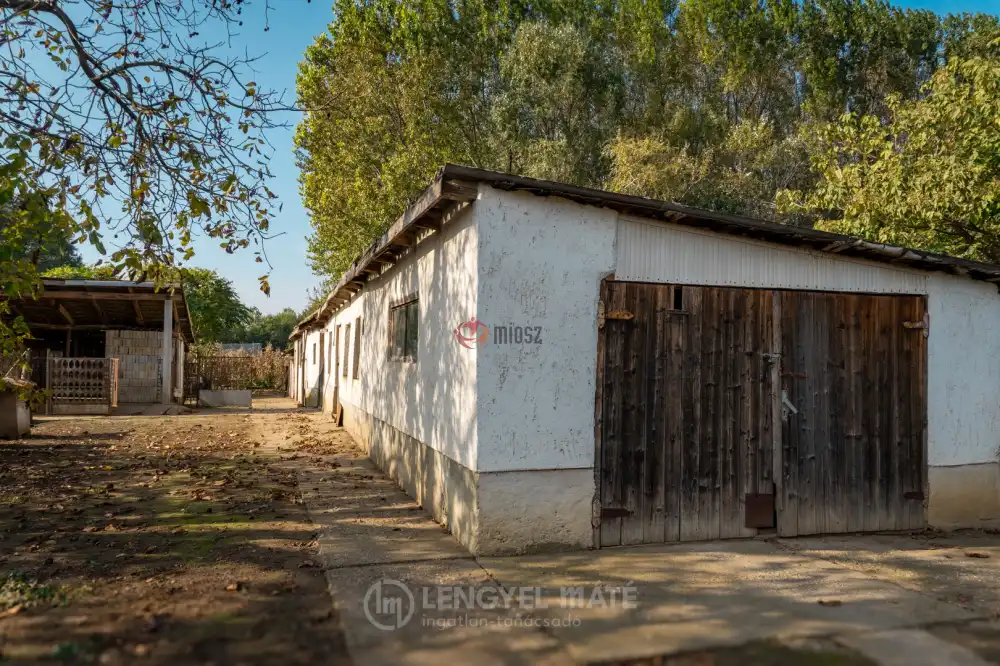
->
64, 330, 71, 357
161, 297, 173, 403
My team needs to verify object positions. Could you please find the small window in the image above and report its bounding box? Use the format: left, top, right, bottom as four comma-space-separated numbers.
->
389, 297, 418, 361
352, 317, 362, 379
673, 286, 684, 311
312, 343, 317, 365
343, 323, 351, 378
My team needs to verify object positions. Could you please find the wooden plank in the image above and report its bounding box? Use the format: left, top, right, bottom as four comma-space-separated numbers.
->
718, 290, 736, 537
621, 283, 649, 545
779, 291, 799, 537
643, 284, 669, 543
827, 294, 847, 534
679, 286, 704, 541
769, 292, 782, 522
701, 286, 721, 541
665, 288, 685, 542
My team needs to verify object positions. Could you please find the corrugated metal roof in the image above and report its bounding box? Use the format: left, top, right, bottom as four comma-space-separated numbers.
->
292, 164, 1000, 338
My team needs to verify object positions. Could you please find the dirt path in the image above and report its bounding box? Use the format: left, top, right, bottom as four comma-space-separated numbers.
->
0, 401, 349, 665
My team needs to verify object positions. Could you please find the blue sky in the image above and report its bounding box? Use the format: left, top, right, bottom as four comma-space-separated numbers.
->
98, 0, 993, 315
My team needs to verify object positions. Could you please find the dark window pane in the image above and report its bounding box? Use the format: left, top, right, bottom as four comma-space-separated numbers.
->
353, 317, 361, 379
393, 307, 406, 359
405, 302, 418, 359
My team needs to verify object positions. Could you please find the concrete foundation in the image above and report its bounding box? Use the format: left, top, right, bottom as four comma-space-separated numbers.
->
343, 403, 595, 556
51, 403, 108, 416
199, 389, 252, 408
929, 463, 1000, 530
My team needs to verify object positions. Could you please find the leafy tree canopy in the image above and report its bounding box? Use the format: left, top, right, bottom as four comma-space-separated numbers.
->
0, 0, 285, 370
179, 268, 253, 344
780, 44, 1000, 263
296, 0, 1000, 281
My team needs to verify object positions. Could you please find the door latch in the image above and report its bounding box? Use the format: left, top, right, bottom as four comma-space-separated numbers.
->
781, 390, 798, 421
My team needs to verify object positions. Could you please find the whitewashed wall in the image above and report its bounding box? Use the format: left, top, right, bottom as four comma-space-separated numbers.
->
301, 327, 323, 406
926, 274, 1000, 466
475, 187, 618, 473
321, 206, 480, 469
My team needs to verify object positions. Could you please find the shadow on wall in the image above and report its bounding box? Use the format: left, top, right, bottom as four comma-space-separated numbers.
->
346, 210, 480, 551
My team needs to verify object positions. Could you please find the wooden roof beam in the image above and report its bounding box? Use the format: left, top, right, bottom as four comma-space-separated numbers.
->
90, 297, 108, 325
41, 290, 170, 301
57, 303, 74, 325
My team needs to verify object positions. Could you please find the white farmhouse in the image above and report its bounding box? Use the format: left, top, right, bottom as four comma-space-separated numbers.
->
290, 165, 1000, 555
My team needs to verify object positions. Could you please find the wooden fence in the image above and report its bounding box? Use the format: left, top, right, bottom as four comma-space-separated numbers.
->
183, 353, 290, 403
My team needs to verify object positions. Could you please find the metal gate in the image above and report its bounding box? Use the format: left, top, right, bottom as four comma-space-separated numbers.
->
595, 281, 927, 546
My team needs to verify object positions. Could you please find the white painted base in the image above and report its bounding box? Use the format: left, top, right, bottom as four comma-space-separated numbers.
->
929, 463, 1000, 530
477, 468, 594, 555
199, 390, 252, 408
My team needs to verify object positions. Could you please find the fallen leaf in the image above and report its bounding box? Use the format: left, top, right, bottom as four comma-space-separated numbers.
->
966, 552, 990, 559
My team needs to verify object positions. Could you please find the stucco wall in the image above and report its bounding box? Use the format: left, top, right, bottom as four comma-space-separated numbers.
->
323, 204, 479, 469
475, 187, 618, 473
926, 274, 1000, 467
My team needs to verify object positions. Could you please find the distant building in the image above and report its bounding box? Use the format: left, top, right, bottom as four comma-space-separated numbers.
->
3, 279, 194, 413
290, 164, 1000, 555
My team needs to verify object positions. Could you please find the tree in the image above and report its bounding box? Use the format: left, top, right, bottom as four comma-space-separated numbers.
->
779, 48, 1000, 263
296, 0, 999, 282
237, 308, 299, 350
180, 269, 253, 343
41, 264, 117, 280
0, 0, 285, 371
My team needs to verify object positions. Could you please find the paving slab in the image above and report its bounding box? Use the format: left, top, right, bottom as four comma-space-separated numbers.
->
479, 540, 976, 663
837, 628, 991, 666
265, 415, 569, 665
324, 557, 573, 666
780, 533, 1000, 616
297, 456, 471, 568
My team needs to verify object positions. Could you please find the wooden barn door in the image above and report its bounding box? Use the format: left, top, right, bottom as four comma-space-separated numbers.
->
597, 281, 779, 547
778, 292, 927, 536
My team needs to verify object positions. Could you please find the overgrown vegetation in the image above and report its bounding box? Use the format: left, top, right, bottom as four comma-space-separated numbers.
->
296, 0, 1000, 279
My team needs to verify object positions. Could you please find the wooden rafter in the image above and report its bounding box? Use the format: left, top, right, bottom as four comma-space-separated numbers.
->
90, 297, 107, 325
56, 303, 74, 325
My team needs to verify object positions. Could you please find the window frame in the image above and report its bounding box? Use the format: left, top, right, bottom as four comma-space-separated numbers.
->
388, 295, 419, 363
342, 323, 351, 378
352, 317, 362, 380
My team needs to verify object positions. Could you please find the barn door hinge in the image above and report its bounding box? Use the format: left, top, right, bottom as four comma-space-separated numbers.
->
597, 300, 634, 329
903, 312, 929, 338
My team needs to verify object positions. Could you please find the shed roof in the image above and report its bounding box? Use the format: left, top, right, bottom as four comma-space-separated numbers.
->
4, 279, 195, 342
291, 164, 1000, 340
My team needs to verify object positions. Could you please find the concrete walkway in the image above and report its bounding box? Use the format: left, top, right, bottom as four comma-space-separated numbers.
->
265, 410, 1000, 665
